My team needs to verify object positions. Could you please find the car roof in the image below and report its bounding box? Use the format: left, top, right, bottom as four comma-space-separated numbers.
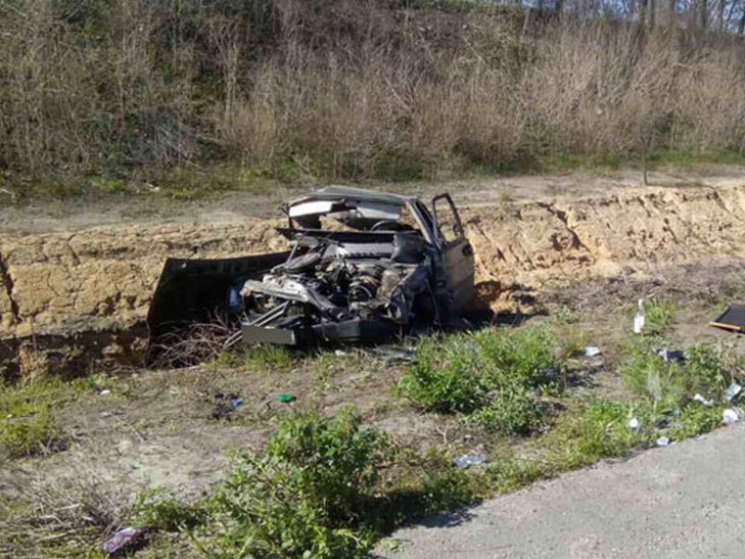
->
286, 186, 418, 208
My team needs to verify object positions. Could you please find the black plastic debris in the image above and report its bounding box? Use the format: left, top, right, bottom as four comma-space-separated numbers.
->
211, 392, 244, 420
710, 304, 745, 333
654, 348, 685, 362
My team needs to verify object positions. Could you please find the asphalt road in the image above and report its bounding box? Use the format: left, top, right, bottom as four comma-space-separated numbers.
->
381, 423, 745, 559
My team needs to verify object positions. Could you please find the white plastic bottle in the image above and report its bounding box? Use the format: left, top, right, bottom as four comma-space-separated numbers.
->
633, 298, 645, 334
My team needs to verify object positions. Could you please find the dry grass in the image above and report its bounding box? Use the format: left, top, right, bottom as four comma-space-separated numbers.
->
0, 454, 133, 557
1, 1, 745, 192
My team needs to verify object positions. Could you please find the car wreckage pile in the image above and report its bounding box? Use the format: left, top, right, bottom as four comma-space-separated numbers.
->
147, 187, 476, 355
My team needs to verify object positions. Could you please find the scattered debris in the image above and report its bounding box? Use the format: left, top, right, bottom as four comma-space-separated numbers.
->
454, 453, 487, 468
627, 417, 640, 430
334, 349, 347, 357
724, 382, 742, 402
710, 304, 745, 333
654, 348, 685, 362
656, 436, 671, 447
278, 392, 296, 404
633, 299, 645, 334
583, 346, 601, 357
723, 408, 743, 425
99, 389, 111, 396
693, 393, 715, 407
211, 392, 244, 420
102, 527, 148, 555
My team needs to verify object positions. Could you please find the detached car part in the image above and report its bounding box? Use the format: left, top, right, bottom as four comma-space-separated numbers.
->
147, 187, 475, 349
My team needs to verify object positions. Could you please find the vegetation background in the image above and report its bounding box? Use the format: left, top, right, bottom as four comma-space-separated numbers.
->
2, 0, 745, 196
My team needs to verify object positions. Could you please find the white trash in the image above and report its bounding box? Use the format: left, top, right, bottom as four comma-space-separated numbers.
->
656, 436, 671, 447
627, 417, 640, 430
724, 382, 742, 403
633, 299, 646, 334
723, 408, 743, 426
693, 393, 714, 407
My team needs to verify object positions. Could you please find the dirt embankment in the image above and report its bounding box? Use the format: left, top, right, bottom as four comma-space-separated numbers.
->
2, 183, 744, 375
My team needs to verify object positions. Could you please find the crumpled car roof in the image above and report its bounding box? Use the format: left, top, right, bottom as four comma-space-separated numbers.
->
287, 185, 417, 208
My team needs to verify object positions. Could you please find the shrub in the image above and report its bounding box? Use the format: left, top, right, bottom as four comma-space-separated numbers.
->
0, 408, 63, 458
544, 400, 646, 468
468, 387, 545, 436
398, 326, 561, 433
622, 341, 729, 411
209, 409, 391, 558
397, 333, 489, 413
643, 299, 677, 335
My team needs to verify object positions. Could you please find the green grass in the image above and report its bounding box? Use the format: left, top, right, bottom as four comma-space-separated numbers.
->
398, 325, 562, 433
0, 408, 63, 458
622, 341, 730, 411
0, 377, 99, 458
643, 299, 678, 335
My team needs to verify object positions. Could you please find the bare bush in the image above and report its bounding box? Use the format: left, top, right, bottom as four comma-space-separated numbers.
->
2, 1, 745, 184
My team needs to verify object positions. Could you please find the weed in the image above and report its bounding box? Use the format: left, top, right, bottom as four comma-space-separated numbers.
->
483, 458, 549, 494
542, 400, 646, 468
553, 305, 580, 325
398, 333, 489, 413
241, 345, 294, 373
399, 326, 562, 421
669, 405, 723, 440
137, 495, 209, 532
643, 299, 677, 335
0, 408, 63, 458
622, 341, 729, 412
467, 387, 545, 436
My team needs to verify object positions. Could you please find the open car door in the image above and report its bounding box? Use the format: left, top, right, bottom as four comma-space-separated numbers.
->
432, 193, 475, 311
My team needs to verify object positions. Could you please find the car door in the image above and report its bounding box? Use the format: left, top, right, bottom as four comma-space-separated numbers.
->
431, 194, 475, 311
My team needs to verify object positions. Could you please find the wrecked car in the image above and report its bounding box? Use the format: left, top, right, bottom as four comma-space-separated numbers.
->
147, 186, 475, 348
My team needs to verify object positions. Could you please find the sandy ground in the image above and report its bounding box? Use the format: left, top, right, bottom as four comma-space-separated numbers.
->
381, 422, 745, 559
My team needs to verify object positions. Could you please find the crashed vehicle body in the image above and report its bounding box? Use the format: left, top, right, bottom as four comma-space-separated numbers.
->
148, 187, 475, 346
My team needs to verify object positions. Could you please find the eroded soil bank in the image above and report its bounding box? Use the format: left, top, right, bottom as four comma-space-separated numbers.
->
2, 181, 745, 376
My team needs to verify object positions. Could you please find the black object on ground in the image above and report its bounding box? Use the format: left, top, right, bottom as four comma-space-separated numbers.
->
710, 304, 745, 333
211, 392, 243, 420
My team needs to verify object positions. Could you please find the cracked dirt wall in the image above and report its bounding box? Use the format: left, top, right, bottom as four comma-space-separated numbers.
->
1, 183, 745, 375
463, 184, 745, 310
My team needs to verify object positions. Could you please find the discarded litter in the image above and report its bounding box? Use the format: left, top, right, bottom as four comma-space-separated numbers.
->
710, 304, 745, 333
102, 526, 147, 555
278, 393, 296, 403
627, 417, 640, 430
654, 348, 685, 362
724, 382, 742, 402
583, 346, 602, 357
633, 299, 645, 334
723, 408, 743, 425
211, 393, 243, 420
334, 349, 347, 357
656, 436, 671, 447
454, 454, 487, 468
99, 389, 111, 396
693, 393, 715, 407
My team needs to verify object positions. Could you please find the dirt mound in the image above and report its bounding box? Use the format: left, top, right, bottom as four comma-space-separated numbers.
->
0, 221, 287, 337
464, 184, 745, 310
2, 183, 744, 375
